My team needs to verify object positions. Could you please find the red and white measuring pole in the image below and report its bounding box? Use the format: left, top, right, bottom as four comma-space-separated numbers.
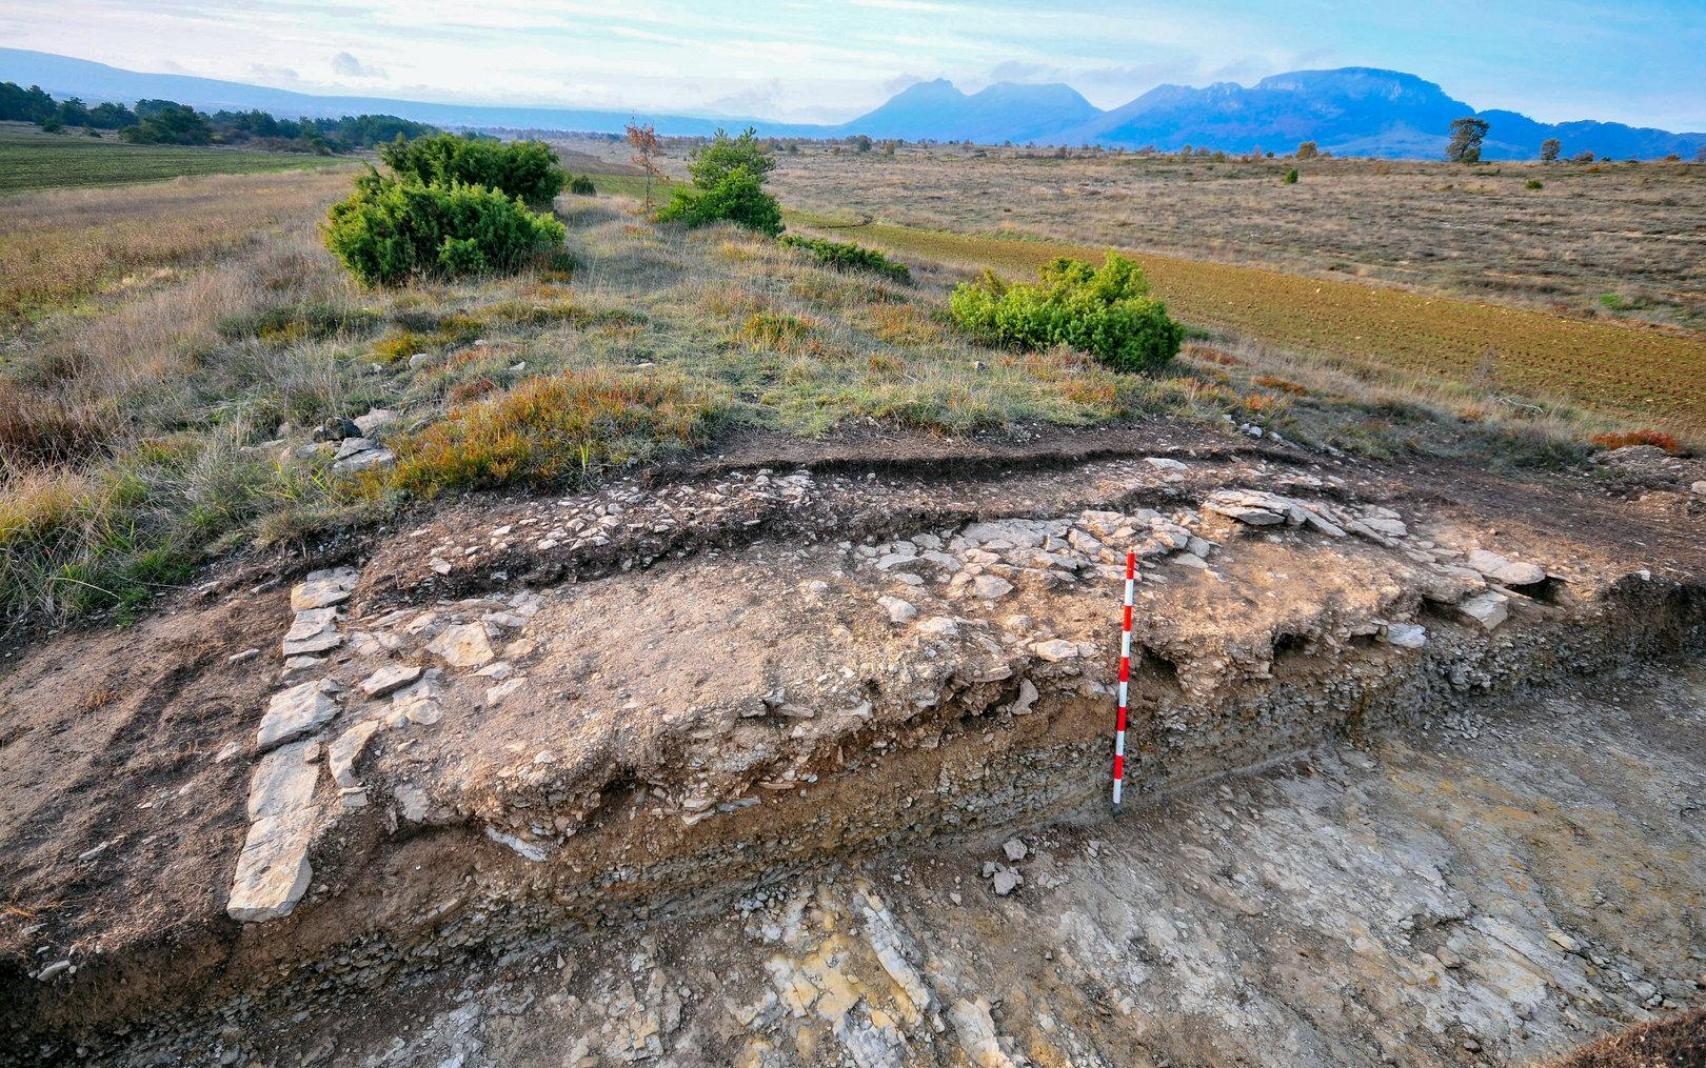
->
1112, 549, 1136, 810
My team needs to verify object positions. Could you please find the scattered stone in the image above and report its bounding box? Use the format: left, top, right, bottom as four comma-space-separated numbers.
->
1145, 456, 1188, 471
971, 575, 1014, 600
227, 648, 260, 665
394, 784, 430, 822
312, 417, 360, 443
1172, 552, 1209, 570
360, 663, 423, 699
1356, 514, 1409, 539
1007, 677, 1039, 716
991, 867, 1022, 896
1459, 591, 1511, 631
256, 681, 340, 753
1030, 639, 1079, 662
1692, 480, 1706, 497
35, 960, 71, 982
327, 721, 381, 789
353, 408, 398, 437
427, 623, 496, 669
486, 678, 527, 706
332, 446, 396, 474
1466, 549, 1546, 587
1384, 622, 1428, 649
484, 826, 548, 862
289, 568, 359, 612
916, 616, 960, 639
1003, 838, 1028, 862
393, 679, 444, 726
878, 596, 918, 624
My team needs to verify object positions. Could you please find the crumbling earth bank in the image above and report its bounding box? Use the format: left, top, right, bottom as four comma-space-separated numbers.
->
1, 436, 1703, 1065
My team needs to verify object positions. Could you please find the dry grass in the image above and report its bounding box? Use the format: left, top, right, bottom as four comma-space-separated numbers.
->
0, 169, 353, 323
782, 211, 1706, 440
5, 154, 1692, 630
389, 368, 720, 495
758, 145, 1706, 329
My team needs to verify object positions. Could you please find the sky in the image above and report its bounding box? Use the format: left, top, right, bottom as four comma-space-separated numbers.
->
2, 0, 1703, 130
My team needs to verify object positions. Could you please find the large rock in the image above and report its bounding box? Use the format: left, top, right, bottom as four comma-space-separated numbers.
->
227, 809, 315, 923
246, 741, 320, 819
427, 623, 496, 669
328, 720, 381, 789
256, 680, 340, 753
229, 741, 320, 923
290, 567, 360, 612
1459, 591, 1511, 631
360, 663, 422, 698
1204, 489, 1288, 526
1465, 549, 1546, 587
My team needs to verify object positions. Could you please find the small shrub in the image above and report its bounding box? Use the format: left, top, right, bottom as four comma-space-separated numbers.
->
568, 174, 596, 196
1589, 429, 1683, 454
656, 127, 782, 236
380, 133, 565, 208
948, 253, 1184, 373
1283, 168, 1299, 185
1525, 178, 1544, 190
389, 369, 720, 494
657, 170, 782, 236
780, 235, 911, 283
324, 174, 566, 286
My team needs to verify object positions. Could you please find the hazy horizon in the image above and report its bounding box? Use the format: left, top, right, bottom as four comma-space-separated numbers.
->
1, 1, 1702, 131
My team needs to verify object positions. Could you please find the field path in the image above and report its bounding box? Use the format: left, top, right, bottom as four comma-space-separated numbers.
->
789, 209, 1706, 437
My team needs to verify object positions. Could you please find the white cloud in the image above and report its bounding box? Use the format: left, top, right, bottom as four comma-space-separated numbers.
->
330, 51, 386, 79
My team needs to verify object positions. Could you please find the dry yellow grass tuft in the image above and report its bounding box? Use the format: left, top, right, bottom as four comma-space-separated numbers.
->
389, 368, 721, 495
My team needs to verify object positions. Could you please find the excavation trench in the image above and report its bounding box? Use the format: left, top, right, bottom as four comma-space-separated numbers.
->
9, 577, 1704, 1060
4, 444, 1704, 1064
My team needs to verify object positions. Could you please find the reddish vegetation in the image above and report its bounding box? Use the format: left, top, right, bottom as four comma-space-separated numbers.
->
1545, 1007, 1706, 1067
1590, 429, 1686, 455
1253, 374, 1311, 396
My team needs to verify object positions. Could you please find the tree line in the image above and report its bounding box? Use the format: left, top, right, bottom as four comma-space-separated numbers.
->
0, 81, 436, 153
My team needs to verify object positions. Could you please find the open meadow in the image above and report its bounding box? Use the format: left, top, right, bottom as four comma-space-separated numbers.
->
563, 137, 1706, 438
0, 123, 352, 193
764, 145, 1706, 329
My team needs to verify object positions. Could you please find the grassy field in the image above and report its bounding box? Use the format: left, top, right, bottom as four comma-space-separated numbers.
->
784, 210, 1706, 438
0, 124, 352, 193
763, 146, 1706, 330
0, 169, 355, 322
0, 171, 1183, 626
2, 149, 1700, 631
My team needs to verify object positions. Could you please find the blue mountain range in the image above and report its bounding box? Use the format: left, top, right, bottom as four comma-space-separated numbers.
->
2, 49, 1700, 161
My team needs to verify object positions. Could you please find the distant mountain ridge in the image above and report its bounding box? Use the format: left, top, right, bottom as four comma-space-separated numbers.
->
3, 49, 1701, 160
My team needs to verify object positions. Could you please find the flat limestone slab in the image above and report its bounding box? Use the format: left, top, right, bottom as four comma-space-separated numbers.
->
256, 680, 340, 753
247, 742, 320, 821
227, 808, 316, 923
290, 567, 361, 612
